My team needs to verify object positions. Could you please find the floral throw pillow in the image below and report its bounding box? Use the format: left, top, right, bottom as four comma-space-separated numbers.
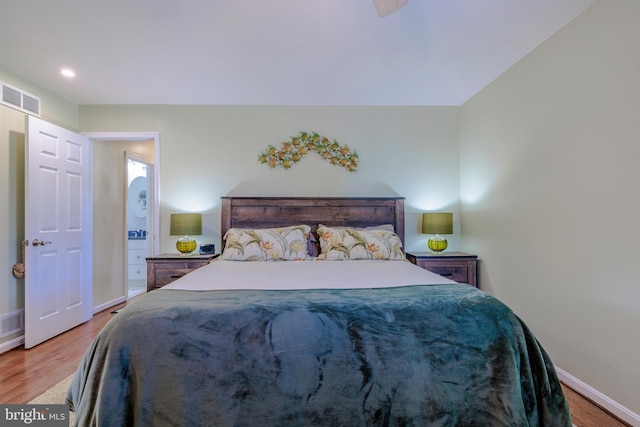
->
221, 225, 311, 261
317, 226, 404, 260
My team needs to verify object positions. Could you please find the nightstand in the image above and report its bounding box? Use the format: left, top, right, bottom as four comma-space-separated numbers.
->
145, 253, 219, 291
405, 251, 478, 287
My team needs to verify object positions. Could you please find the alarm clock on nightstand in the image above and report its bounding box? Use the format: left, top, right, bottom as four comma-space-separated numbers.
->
199, 244, 215, 255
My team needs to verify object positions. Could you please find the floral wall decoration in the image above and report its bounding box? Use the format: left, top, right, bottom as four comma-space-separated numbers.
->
258, 131, 358, 172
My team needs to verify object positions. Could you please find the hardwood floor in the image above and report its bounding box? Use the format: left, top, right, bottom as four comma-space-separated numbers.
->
0, 302, 125, 404
0, 302, 631, 427
561, 384, 631, 427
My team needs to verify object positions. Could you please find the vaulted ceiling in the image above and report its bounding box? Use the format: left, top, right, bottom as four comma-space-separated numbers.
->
0, 0, 595, 106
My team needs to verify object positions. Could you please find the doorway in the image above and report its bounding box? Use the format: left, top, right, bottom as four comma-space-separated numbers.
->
126, 154, 153, 298
85, 132, 160, 312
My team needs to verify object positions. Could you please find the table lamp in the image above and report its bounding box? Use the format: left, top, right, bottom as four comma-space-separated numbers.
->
170, 213, 202, 255
422, 212, 453, 254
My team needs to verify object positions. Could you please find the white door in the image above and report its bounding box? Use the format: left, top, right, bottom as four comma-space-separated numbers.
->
25, 116, 93, 348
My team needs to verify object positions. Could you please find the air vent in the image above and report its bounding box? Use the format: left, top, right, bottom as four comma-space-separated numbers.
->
0, 80, 41, 116
1, 309, 24, 338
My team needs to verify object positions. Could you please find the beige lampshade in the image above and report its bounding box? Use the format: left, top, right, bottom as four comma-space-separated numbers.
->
170, 213, 202, 236
422, 212, 453, 235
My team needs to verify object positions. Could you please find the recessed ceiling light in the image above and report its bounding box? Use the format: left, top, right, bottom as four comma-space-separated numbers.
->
60, 68, 76, 78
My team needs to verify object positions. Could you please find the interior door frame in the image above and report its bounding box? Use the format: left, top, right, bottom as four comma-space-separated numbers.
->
125, 152, 154, 299
83, 132, 161, 300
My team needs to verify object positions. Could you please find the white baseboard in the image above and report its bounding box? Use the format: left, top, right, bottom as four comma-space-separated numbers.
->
556, 366, 640, 426
0, 335, 24, 354
93, 296, 126, 315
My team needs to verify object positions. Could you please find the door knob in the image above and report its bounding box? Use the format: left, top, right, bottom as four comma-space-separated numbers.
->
32, 239, 52, 246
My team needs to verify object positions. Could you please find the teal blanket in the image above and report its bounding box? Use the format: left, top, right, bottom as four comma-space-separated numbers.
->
67, 285, 571, 426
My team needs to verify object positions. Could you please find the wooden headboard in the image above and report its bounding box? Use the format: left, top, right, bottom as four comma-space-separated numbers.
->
221, 196, 405, 248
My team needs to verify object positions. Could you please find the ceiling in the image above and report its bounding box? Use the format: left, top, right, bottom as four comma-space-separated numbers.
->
0, 0, 595, 106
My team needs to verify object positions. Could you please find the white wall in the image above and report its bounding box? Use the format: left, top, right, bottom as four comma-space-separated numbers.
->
79, 105, 461, 256
0, 106, 26, 332
460, 0, 640, 415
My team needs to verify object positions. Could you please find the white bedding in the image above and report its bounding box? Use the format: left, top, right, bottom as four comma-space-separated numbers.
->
162, 258, 456, 291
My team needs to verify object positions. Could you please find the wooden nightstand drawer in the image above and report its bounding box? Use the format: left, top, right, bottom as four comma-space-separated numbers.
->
423, 265, 469, 283
155, 260, 210, 270
146, 254, 218, 291
406, 252, 478, 288
154, 267, 197, 286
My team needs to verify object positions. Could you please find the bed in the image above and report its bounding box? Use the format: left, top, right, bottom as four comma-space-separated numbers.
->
66, 196, 571, 426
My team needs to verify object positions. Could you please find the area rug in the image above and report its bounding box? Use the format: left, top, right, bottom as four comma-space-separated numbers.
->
28, 374, 75, 424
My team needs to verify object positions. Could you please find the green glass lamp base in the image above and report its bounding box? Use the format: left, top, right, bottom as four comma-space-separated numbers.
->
427, 235, 448, 254
176, 236, 197, 255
